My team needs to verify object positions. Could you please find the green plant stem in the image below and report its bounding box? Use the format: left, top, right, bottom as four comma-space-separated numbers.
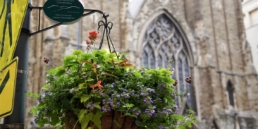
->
73, 120, 79, 129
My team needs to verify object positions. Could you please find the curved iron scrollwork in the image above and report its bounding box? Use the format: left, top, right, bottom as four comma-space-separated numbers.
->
29, 6, 117, 57
97, 13, 117, 57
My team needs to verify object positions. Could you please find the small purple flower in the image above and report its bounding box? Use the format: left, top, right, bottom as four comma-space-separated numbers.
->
69, 89, 74, 93
174, 104, 178, 111
37, 96, 44, 103
82, 74, 88, 78
102, 100, 106, 104
86, 103, 91, 108
100, 92, 105, 97
107, 107, 111, 111
70, 88, 78, 93
102, 106, 107, 112
166, 109, 173, 114
111, 94, 115, 98
187, 93, 190, 98
145, 109, 155, 116
143, 97, 153, 104
44, 108, 49, 114
146, 88, 155, 93
110, 102, 114, 108
135, 110, 141, 116
140, 92, 149, 96
124, 93, 130, 98
90, 104, 95, 110
121, 93, 124, 97
170, 93, 175, 97
92, 89, 97, 93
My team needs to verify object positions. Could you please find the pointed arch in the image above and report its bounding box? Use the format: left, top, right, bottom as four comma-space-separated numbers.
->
138, 9, 197, 112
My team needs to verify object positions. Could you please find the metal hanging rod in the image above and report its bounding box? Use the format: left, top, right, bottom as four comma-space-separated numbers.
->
28, 5, 118, 57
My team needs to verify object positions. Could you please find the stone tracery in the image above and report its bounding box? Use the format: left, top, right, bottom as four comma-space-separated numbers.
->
141, 14, 195, 110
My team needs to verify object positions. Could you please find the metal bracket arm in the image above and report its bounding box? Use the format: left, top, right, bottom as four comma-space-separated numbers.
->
28, 6, 118, 57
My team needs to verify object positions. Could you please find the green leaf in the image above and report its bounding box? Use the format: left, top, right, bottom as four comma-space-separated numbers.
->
134, 120, 145, 127
80, 95, 91, 103
63, 55, 77, 66
114, 120, 122, 128
79, 53, 94, 60
92, 111, 102, 129
61, 99, 70, 108
124, 113, 137, 118
73, 50, 83, 56
50, 116, 60, 125
30, 108, 37, 116
37, 118, 48, 127
55, 66, 66, 77
42, 84, 50, 90
123, 103, 134, 108
178, 125, 186, 129
81, 112, 94, 129
58, 126, 65, 129
26, 92, 39, 98
94, 104, 101, 110
78, 109, 87, 121
78, 83, 85, 90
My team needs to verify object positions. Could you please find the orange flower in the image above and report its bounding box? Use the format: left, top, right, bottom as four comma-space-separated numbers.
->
90, 80, 103, 90
81, 60, 97, 73
118, 59, 132, 67
88, 31, 98, 40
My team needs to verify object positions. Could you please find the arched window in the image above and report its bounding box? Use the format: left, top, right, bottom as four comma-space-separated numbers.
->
227, 80, 234, 106
141, 14, 196, 111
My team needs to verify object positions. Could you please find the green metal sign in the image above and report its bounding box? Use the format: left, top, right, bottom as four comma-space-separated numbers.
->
43, 0, 84, 23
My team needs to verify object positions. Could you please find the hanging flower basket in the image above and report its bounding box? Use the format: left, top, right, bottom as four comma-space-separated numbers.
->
28, 30, 195, 129
64, 110, 138, 129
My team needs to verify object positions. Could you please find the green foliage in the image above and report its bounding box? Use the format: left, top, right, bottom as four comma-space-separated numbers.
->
28, 50, 196, 129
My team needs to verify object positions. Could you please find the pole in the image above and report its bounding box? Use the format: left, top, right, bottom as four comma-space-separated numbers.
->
77, 19, 82, 49
3, 3, 31, 129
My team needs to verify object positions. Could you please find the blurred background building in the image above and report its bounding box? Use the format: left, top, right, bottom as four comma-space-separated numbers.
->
20, 0, 258, 128
242, 0, 258, 74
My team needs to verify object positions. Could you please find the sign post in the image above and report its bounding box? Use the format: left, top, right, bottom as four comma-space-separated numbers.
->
3, 6, 31, 126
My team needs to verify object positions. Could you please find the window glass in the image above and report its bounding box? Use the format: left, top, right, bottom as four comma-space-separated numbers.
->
142, 14, 195, 110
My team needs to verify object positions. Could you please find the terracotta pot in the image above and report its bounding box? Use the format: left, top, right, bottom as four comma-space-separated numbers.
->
64, 110, 138, 129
